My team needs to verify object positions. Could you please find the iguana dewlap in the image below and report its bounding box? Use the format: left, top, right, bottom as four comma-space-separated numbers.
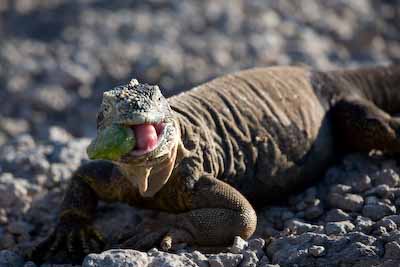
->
30, 65, 400, 263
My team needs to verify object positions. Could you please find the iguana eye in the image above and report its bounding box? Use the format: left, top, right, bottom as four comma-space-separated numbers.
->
153, 88, 162, 101
102, 103, 111, 114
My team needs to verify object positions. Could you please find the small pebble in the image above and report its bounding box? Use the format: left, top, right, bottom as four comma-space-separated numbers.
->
325, 209, 351, 222
23, 261, 37, 267
362, 203, 396, 221
354, 216, 375, 233
257, 256, 270, 266
376, 218, 397, 232
384, 241, 400, 259
239, 250, 259, 267
0, 250, 24, 267
372, 169, 400, 187
308, 245, 325, 257
325, 221, 355, 235
328, 193, 364, 212
350, 174, 372, 193
330, 184, 352, 194
229, 236, 248, 254
285, 219, 323, 234
208, 253, 243, 267
365, 185, 394, 199
247, 238, 265, 257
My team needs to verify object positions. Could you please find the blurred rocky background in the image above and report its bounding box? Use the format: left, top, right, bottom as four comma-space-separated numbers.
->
0, 0, 399, 266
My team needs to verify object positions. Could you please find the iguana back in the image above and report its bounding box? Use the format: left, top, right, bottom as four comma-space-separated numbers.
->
169, 66, 400, 204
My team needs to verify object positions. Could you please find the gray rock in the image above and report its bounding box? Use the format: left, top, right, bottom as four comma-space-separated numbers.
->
83, 250, 149, 267
384, 241, 400, 260
257, 256, 270, 266
366, 185, 394, 199
229, 236, 248, 254
7, 221, 33, 236
373, 226, 389, 237
0, 233, 16, 249
372, 168, 400, 187
280, 211, 295, 221
304, 202, 324, 220
0, 173, 30, 211
308, 245, 325, 257
383, 215, 400, 225
295, 200, 307, 211
49, 163, 74, 185
346, 232, 377, 246
84, 249, 200, 267
247, 238, 265, 258
0, 250, 24, 267
330, 184, 352, 194
378, 260, 400, 267
365, 196, 380, 205
208, 253, 243, 267
267, 231, 380, 266
178, 251, 208, 267
325, 221, 355, 235
239, 250, 258, 267
0, 209, 7, 225
41, 263, 79, 267
354, 216, 375, 233
328, 192, 364, 212
325, 209, 351, 222
23, 262, 37, 267
362, 203, 396, 221
285, 219, 323, 234
334, 242, 380, 265
0, 135, 50, 179
350, 174, 372, 193
147, 249, 198, 267
376, 218, 397, 232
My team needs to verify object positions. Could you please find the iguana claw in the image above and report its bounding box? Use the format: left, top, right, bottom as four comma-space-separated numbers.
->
118, 216, 194, 251
29, 222, 105, 264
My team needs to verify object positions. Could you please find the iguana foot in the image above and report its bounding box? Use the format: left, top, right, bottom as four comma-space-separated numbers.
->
332, 97, 400, 154
29, 222, 105, 264
117, 214, 194, 251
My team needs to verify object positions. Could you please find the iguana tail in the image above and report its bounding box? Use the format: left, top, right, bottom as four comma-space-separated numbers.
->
327, 65, 400, 113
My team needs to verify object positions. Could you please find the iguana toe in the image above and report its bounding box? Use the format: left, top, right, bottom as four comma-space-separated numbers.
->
29, 223, 105, 264
160, 229, 194, 251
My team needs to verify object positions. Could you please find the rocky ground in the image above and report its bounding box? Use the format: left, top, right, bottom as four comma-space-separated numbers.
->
0, 0, 399, 266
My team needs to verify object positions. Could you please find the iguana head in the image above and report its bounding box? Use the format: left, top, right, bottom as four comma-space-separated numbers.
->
94, 79, 180, 197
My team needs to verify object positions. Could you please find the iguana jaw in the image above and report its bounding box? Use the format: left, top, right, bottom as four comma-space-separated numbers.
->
115, 123, 180, 197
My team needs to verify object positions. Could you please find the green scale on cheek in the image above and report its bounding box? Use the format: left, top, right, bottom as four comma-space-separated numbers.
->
87, 124, 136, 161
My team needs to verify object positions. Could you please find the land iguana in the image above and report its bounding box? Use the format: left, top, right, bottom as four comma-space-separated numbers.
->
30, 65, 400, 263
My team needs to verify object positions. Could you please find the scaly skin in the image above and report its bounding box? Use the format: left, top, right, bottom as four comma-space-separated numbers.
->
30, 65, 400, 263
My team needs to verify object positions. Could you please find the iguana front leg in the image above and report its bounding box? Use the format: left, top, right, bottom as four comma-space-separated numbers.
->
120, 174, 257, 251
30, 160, 127, 264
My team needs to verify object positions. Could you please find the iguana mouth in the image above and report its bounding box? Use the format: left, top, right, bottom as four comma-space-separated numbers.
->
120, 119, 177, 162
129, 122, 166, 156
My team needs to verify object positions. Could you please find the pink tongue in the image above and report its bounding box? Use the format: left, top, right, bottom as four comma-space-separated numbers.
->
132, 124, 158, 150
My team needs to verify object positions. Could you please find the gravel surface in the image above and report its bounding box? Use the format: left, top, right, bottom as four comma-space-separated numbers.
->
0, 0, 399, 266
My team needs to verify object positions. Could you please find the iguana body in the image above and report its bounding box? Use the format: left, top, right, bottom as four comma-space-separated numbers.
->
31, 66, 400, 263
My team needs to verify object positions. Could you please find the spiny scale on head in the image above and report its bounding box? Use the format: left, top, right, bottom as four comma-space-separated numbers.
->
102, 78, 163, 115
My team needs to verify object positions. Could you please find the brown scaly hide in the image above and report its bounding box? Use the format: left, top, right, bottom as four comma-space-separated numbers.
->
168, 66, 400, 205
